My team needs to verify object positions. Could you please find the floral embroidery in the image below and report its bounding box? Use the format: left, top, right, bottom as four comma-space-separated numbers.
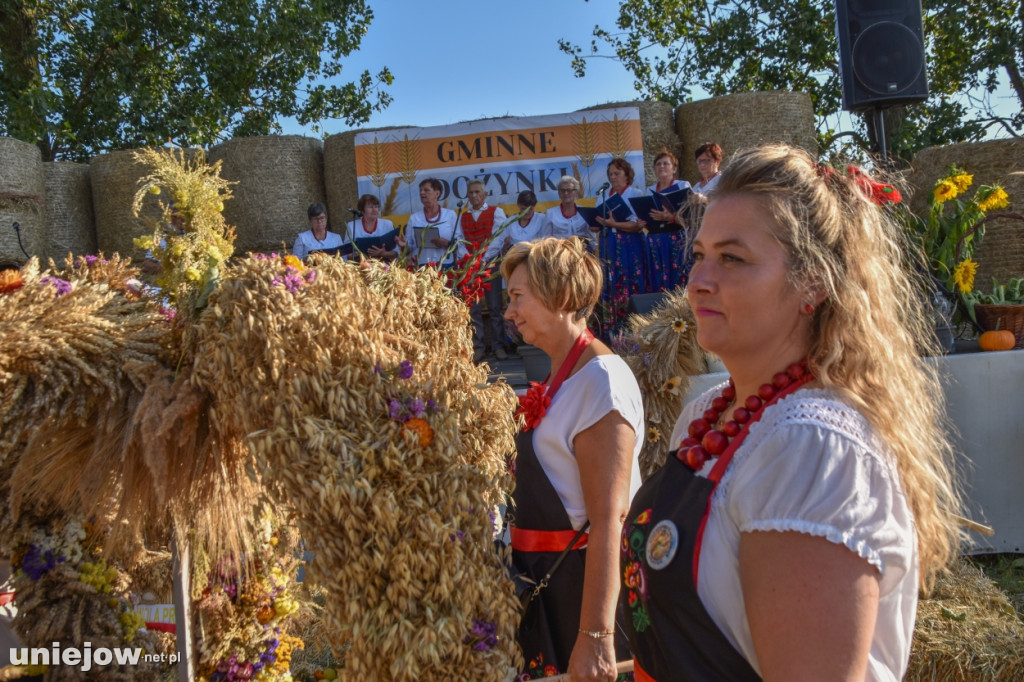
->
519, 653, 560, 679
621, 507, 653, 633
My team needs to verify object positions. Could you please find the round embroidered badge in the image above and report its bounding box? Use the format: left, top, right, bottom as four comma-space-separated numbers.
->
645, 519, 679, 570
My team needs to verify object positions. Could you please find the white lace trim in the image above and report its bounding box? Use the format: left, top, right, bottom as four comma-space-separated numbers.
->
742, 519, 885, 574
712, 388, 902, 503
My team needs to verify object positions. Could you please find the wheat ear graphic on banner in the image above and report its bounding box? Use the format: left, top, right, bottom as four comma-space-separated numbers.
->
608, 113, 627, 159
364, 135, 389, 202
399, 134, 419, 208
572, 116, 598, 195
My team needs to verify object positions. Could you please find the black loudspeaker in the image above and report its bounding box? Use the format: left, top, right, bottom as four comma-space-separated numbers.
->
626, 292, 667, 316
836, 0, 928, 112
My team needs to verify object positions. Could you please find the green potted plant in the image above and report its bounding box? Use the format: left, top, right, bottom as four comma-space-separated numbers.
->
964, 277, 1024, 349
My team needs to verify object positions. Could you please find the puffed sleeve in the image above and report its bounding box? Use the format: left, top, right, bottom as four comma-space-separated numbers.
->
726, 421, 914, 596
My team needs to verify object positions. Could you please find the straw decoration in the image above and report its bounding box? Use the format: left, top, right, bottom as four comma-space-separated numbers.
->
615, 288, 709, 479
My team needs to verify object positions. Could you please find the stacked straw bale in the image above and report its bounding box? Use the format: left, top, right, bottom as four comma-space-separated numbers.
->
584, 101, 682, 189
0, 137, 46, 264
190, 255, 521, 680
208, 135, 326, 255
908, 139, 1024, 287
675, 91, 817, 184
324, 131, 361, 239
44, 161, 96, 262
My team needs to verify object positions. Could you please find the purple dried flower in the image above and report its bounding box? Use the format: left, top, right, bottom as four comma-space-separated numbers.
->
40, 276, 72, 297
388, 400, 404, 421
84, 254, 98, 266
305, 270, 317, 283
159, 307, 177, 322
21, 545, 63, 581
254, 253, 267, 260
398, 359, 414, 379
282, 273, 304, 293
408, 397, 426, 417
427, 398, 437, 411
374, 363, 383, 375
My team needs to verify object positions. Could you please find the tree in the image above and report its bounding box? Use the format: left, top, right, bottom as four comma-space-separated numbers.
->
559, 0, 1023, 160
0, 0, 393, 161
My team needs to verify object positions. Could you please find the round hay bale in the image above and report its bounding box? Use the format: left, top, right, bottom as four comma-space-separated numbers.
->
208, 135, 325, 254
0, 136, 46, 264
583, 101, 682, 188
675, 91, 817, 183
324, 131, 360, 240
908, 139, 1024, 288
44, 161, 96, 262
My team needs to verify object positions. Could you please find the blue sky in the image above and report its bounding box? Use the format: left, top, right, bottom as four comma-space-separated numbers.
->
280, 1, 1017, 142
281, 1, 654, 135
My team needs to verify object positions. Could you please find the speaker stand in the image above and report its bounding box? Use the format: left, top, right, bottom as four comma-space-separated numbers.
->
874, 107, 889, 165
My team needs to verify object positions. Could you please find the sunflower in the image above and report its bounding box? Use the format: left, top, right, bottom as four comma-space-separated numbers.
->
662, 376, 681, 395
646, 427, 661, 443
672, 318, 688, 333
933, 179, 958, 204
951, 173, 973, 193
952, 259, 978, 294
977, 187, 1009, 213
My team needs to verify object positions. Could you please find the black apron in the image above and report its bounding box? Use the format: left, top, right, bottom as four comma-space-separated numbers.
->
621, 375, 811, 681
512, 427, 632, 675
620, 453, 761, 681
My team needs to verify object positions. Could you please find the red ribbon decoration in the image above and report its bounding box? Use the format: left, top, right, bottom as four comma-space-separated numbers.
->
516, 329, 594, 431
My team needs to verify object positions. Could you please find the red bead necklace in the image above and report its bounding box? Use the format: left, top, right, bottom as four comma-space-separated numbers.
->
677, 362, 811, 472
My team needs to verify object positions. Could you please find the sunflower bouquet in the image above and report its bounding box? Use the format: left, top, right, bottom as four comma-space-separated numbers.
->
905, 165, 1012, 330
911, 166, 1008, 296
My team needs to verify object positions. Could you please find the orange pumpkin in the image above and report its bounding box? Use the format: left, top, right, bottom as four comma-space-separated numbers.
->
978, 329, 1015, 351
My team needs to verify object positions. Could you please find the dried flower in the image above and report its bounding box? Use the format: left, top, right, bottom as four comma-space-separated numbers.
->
0, 269, 24, 294
40, 276, 72, 297
399, 359, 414, 379
283, 254, 306, 272
404, 417, 434, 447
662, 376, 681, 394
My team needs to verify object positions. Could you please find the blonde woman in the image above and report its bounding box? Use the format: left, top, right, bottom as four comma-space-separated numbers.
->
503, 237, 643, 681
621, 145, 961, 681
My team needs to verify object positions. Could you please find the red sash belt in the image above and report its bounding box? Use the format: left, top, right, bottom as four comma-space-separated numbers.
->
634, 659, 656, 682
509, 527, 588, 552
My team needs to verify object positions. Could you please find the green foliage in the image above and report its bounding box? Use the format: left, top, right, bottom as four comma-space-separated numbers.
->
966, 278, 1024, 305
559, 0, 1023, 159
0, 0, 393, 161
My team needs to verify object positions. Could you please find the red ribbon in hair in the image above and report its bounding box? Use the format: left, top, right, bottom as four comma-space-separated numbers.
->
817, 163, 902, 205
